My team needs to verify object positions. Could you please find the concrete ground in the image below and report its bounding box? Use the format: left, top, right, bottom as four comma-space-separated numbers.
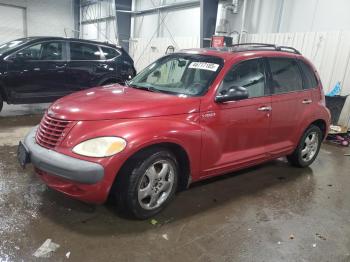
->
0, 103, 350, 262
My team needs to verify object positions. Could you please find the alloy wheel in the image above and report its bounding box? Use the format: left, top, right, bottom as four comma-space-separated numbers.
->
137, 160, 175, 210
301, 131, 319, 162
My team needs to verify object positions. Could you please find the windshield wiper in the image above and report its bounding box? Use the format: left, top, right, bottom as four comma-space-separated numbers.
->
126, 82, 159, 93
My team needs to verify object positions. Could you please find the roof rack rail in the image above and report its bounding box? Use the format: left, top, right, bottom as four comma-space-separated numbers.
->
229, 43, 301, 55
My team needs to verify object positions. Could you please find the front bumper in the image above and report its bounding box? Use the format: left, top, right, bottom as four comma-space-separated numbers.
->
23, 127, 104, 184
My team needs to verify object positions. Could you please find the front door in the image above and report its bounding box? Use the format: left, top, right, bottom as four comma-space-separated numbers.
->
4, 40, 67, 103
201, 58, 271, 177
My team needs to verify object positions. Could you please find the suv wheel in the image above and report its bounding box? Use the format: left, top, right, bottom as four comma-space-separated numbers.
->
115, 149, 178, 219
287, 125, 322, 167
0, 95, 3, 112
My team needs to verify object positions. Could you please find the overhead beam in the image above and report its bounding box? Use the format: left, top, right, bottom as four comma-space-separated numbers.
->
116, 0, 200, 16
73, 0, 80, 38
200, 0, 219, 48
81, 15, 116, 25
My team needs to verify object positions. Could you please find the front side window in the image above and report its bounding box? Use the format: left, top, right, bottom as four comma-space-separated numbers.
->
70, 42, 101, 60
298, 60, 318, 89
128, 54, 223, 96
218, 59, 267, 98
268, 58, 303, 94
15, 41, 63, 60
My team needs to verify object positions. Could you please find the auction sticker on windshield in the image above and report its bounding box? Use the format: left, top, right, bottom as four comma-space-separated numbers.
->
189, 62, 219, 71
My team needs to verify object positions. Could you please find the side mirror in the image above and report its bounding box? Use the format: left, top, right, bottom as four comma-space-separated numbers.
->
4, 54, 17, 63
215, 86, 249, 103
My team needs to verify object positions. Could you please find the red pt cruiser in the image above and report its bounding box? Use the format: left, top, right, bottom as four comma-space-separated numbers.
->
18, 44, 330, 219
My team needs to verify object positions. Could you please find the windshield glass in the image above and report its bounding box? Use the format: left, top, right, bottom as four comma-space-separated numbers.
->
0, 39, 29, 55
129, 54, 223, 96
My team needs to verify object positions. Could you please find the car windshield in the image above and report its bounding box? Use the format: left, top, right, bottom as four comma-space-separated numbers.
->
0, 39, 29, 55
128, 54, 223, 96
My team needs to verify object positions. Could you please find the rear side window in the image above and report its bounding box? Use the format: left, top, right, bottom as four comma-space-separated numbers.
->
101, 46, 120, 60
218, 59, 267, 98
268, 58, 303, 94
70, 42, 101, 60
298, 60, 318, 89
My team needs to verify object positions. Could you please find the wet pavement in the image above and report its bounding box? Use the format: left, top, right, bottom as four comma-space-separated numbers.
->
1, 104, 350, 262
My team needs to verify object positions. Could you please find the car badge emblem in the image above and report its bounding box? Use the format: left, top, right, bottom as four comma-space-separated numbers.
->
202, 111, 216, 119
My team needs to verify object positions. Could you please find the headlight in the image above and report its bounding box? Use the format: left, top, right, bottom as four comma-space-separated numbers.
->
72, 137, 127, 157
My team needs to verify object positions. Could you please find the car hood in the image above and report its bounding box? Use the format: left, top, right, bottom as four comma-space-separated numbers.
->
48, 84, 201, 121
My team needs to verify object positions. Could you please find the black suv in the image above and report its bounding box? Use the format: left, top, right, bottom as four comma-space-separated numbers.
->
0, 37, 136, 112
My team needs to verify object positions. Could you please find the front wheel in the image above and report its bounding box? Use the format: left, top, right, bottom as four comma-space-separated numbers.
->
287, 125, 322, 167
115, 149, 178, 219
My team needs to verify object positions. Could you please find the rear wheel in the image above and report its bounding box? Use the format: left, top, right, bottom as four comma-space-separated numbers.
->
0, 95, 3, 112
115, 148, 178, 219
287, 125, 322, 167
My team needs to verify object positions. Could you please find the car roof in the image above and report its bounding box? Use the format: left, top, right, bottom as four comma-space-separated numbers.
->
178, 45, 303, 61
22, 36, 121, 49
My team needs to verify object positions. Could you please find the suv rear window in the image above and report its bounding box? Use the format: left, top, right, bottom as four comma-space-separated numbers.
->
101, 46, 119, 60
298, 60, 318, 89
70, 42, 101, 60
268, 58, 303, 94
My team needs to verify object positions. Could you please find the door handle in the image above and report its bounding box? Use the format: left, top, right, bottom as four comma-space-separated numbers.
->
302, 99, 312, 104
55, 64, 66, 69
257, 106, 272, 111
97, 63, 107, 68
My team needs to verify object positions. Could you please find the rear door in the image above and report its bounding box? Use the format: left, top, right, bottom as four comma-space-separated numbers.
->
297, 59, 320, 103
4, 40, 68, 103
266, 57, 306, 156
100, 46, 124, 83
65, 41, 105, 92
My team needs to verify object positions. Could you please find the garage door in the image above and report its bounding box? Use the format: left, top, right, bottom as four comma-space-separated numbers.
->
0, 4, 26, 44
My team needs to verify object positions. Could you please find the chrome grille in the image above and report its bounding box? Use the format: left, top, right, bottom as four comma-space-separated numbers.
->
36, 114, 72, 149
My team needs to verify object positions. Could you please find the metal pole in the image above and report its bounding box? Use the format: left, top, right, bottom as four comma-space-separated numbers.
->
276, 0, 285, 33
239, 0, 247, 43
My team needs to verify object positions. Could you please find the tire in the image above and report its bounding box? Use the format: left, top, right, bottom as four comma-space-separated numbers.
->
0, 95, 3, 112
115, 148, 179, 219
287, 125, 322, 167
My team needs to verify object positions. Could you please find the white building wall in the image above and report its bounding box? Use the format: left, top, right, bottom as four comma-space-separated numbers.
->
217, 0, 350, 36
132, 6, 199, 39
130, 0, 201, 70
0, 0, 75, 43
80, 0, 118, 44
